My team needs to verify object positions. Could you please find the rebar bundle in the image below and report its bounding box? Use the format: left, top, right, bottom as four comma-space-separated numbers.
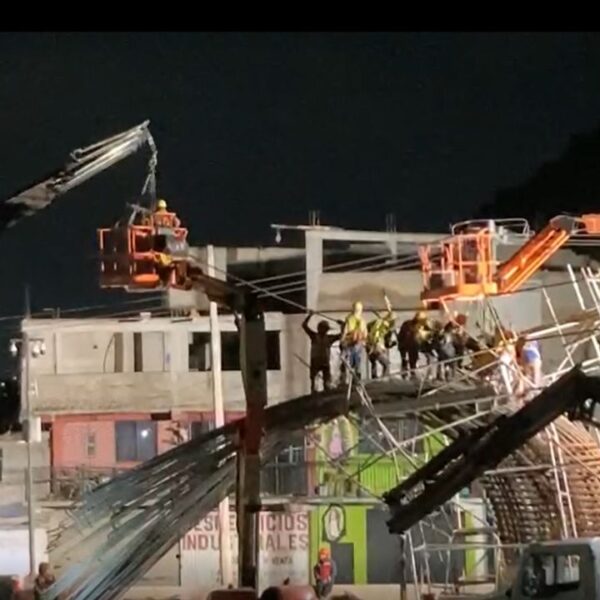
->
45, 389, 352, 600
43, 374, 527, 600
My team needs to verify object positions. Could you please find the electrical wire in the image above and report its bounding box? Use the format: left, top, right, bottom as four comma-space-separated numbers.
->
0, 235, 597, 332
245, 250, 415, 286
257, 252, 423, 295
258, 254, 424, 298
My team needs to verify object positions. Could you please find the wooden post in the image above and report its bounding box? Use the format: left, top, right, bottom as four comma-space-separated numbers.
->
207, 245, 233, 587
237, 292, 267, 590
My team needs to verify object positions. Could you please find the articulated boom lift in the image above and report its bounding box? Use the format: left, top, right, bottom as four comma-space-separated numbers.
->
0, 121, 157, 232
0, 122, 271, 594
419, 214, 600, 303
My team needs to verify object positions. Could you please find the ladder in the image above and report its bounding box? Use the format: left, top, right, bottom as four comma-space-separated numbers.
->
545, 422, 578, 539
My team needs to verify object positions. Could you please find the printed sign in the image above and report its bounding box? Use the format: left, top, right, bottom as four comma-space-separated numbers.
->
322, 504, 346, 543
181, 510, 309, 592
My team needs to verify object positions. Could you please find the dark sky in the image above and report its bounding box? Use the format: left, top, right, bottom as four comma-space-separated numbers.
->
1, 32, 600, 324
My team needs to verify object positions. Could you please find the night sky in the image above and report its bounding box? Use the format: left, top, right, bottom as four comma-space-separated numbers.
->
1, 32, 600, 326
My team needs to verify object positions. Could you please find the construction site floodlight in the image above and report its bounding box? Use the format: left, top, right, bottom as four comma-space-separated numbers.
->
8, 340, 18, 357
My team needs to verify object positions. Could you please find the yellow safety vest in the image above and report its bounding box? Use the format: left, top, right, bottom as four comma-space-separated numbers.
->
368, 317, 393, 348
343, 314, 366, 345
155, 252, 172, 267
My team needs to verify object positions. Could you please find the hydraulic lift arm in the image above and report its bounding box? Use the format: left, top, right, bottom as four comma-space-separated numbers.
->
384, 366, 600, 533
496, 214, 600, 294
0, 121, 157, 232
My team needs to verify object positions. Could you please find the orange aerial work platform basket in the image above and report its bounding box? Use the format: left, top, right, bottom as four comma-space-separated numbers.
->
419, 226, 499, 303
419, 214, 600, 304
98, 220, 189, 292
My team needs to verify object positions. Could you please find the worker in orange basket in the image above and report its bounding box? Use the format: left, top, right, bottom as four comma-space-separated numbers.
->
154, 250, 175, 285
313, 547, 336, 598
152, 199, 181, 228
341, 301, 368, 381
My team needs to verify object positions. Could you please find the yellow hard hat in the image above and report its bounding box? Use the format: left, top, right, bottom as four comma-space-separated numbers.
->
352, 301, 363, 312
157, 199, 167, 210
416, 311, 427, 321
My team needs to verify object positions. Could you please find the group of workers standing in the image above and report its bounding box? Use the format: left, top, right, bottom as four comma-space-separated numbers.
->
302, 295, 396, 392
302, 296, 544, 394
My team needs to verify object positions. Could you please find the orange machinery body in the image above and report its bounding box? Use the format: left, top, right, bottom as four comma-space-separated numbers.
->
420, 214, 600, 303
98, 214, 189, 292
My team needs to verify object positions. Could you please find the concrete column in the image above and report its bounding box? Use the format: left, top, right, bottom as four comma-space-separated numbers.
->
387, 234, 398, 259
305, 231, 323, 311
207, 245, 233, 587
27, 417, 42, 444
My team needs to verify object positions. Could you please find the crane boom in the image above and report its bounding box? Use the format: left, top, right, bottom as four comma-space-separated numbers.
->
496, 214, 600, 293
0, 121, 157, 232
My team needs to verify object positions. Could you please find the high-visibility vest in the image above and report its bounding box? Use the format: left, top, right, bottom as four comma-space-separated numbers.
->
344, 315, 366, 345
414, 321, 432, 343
317, 559, 332, 582
368, 318, 392, 348
155, 252, 173, 267
153, 211, 176, 228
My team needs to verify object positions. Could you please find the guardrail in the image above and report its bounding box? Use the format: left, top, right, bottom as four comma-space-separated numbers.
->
23, 457, 399, 502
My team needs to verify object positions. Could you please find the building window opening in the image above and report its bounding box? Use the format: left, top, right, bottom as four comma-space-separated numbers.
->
221, 332, 241, 371
266, 331, 281, 370
221, 331, 281, 371
190, 419, 215, 439
115, 421, 157, 462
133, 333, 143, 372
188, 332, 211, 372
86, 431, 96, 458
263, 433, 306, 495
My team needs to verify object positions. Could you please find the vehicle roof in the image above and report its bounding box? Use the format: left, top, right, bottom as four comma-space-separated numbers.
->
529, 538, 600, 553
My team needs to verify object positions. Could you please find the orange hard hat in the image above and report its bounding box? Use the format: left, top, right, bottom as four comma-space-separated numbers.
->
318, 547, 329, 559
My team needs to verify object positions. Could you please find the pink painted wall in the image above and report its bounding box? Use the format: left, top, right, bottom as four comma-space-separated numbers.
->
53, 419, 115, 468
51, 412, 235, 470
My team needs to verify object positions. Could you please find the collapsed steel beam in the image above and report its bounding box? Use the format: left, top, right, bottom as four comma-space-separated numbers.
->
384, 366, 600, 533
45, 375, 500, 600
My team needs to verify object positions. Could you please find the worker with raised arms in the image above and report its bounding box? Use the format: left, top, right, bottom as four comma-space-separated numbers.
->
341, 300, 368, 381
366, 292, 396, 379
302, 312, 342, 393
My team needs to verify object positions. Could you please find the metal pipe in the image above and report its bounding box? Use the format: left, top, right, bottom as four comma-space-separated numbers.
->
207, 245, 233, 587
23, 330, 36, 577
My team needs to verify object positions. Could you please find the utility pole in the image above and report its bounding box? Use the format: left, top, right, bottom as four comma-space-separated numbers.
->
22, 330, 37, 577
207, 245, 233, 587
22, 288, 36, 578
236, 293, 267, 590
